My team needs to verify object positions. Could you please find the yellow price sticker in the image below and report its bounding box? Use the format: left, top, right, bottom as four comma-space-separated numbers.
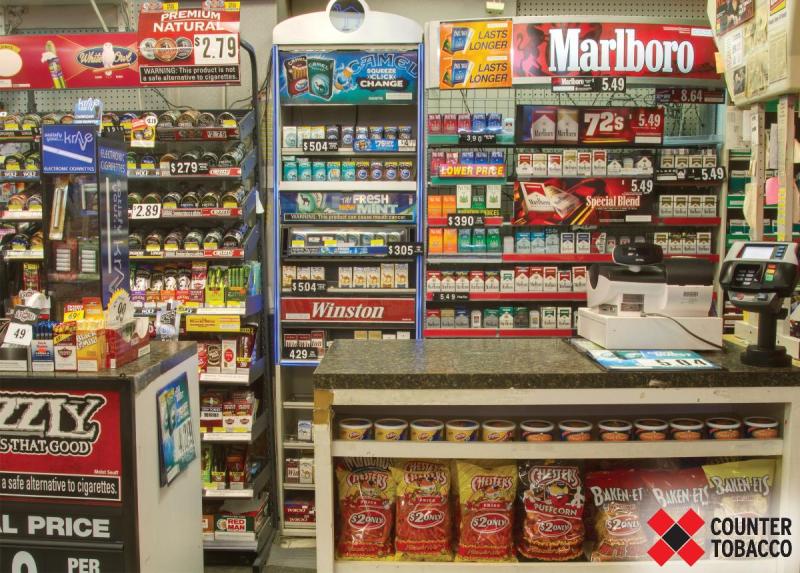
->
323, 239, 337, 247
224, 1, 240, 10
371, 239, 385, 246
64, 309, 85, 322
291, 240, 305, 247
162, 2, 179, 11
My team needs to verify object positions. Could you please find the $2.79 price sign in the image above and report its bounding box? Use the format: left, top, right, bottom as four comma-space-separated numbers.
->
193, 34, 239, 65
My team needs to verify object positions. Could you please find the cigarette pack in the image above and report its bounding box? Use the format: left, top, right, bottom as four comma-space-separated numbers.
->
703, 154, 717, 167
529, 267, 544, 292
456, 185, 472, 209
484, 272, 500, 292
380, 263, 395, 289
338, 267, 353, 288
543, 267, 558, 292
654, 232, 669, 251
221, 339, 237, 374
486, 184, 502, 209
697, 232, 712, 254
673, 195, 688, 217
530, 230, 546, 253
547, 153, 563, 177
577, 152, 592, 177
592, 150, 607, 176
683, 233, 697, 254
659, 195, 674, 217
366, 267, 380, 289
427, 195, 443, 218
560, 232, 575, 254
516, 153, 533, 176
669, 233, 684, 254
455, 271, 470, 292
545, 228, 560, 254
426, 309, 441, 329
440, 308, 455, 328
557, 307, 572, 329
442, 195, 457, 216
572, 266, 587, 292
469, 271, 485, 292
576, 232, 591, 254
541, 307, 557, 328
428, 228, 443, 254
353, 267, 367, 289
426, 271, 442, 292
394, 264, 408, 288
688, 196, 704, 217
443, 228, 458, 254
500, 270, 515, 292
515, 231, 531, 254
282, 265, 297, 289
514, 266, 529, 292
563, 149, 578, 177
441, 272, 456, 292
558, 270, 573, 292
531, 153, 547, 177
703, 196, 717, 216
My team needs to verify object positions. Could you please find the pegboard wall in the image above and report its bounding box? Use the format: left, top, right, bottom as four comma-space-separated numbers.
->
427, 0, 718, 138
516, 0, 707, 19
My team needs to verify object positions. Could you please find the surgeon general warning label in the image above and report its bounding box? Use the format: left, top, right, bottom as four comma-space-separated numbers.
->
0, 389, 122, 503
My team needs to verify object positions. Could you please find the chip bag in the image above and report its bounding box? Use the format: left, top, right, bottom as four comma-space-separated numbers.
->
703, 459, 775, 520
587, 468, 649, 562
336, 460, 396, 560
517, 462, 585, 561
641, 467, 711, 549
453, 460, 517, 562
392, 460, 453, 561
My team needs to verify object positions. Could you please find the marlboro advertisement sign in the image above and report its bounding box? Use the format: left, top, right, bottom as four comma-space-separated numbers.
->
0, 33, 140, 90
512, 21, 720, 82
513, 178, 655, 225
0, 389, 122, 503
439, 20, 512, 89
282, 298, 415, 323
137, 6, 240, 85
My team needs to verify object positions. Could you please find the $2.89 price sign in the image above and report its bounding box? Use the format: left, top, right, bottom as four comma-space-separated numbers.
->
130, 203, 162, 219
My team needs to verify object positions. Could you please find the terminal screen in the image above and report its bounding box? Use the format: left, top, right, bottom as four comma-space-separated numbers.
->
740, 245, 774, 260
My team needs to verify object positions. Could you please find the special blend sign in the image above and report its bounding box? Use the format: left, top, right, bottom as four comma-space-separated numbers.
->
439, 20, 512, 89
512, 21, 720, 82
137, 6, 240, 85
0, 389, 122, 503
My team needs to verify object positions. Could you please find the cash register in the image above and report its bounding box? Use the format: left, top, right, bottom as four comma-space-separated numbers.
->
578, 243, 723, 350
719, 241, 800, 367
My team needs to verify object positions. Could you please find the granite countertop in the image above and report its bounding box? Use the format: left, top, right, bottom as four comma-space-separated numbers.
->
314, 339, 800, 390
0, 341, 197, 394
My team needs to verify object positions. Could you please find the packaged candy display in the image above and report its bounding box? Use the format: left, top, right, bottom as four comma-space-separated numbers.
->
336, 460, 396, 560
517, 462, 585, 562
453, 460, 517, 562
392, 460, 453, 561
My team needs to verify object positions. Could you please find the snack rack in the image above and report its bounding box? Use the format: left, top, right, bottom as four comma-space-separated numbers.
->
421, 19, 728, 340
271, 2, 425, 539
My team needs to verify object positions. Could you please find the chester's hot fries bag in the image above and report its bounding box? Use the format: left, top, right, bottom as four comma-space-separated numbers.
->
453, 460, 517, 562
336, 460, 395, 560
392, 460, 453, 561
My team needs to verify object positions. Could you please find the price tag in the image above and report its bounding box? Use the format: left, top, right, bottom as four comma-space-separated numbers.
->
698, 166, 726, 181
598, 76, 626, 93
580, 107, 663, 145
434, 293, 470, 303
131, 203, 162, 219
447, 214, 484, 228
285, 347, 319, 361
107, 291, 134, 326
169, 160, 209, 176
301, 139, 338, 152
458, 133, 497, 145
193, 33, 239, 65
387, 242, 424, 257
629, 179, 654, 194
655, 87, 725, 104
291, 280, 327, 294
4, 322, 32, 346
640, 358, 716, 369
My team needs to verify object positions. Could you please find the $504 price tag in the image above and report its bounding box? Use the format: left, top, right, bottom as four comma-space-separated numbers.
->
301, 139, 338, 153
291, 280, 327, 294
193, 33, 239, 65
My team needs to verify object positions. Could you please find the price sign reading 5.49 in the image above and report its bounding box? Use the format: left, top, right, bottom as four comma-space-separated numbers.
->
194, 34, 239, 65
579, 107, 664, 146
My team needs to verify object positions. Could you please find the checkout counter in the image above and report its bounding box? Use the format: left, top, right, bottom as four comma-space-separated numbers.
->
311, 338, 800, 573
0, 341, 202, 573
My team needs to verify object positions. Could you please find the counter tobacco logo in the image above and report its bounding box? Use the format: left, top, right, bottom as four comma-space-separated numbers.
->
647, 508, 705, 566
0, 391, 106, 456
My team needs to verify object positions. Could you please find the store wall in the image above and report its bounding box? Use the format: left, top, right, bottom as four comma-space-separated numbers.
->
288, 0, 516, 22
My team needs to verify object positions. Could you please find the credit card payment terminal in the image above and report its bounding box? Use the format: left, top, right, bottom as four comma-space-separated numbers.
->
719, 241, 800, 366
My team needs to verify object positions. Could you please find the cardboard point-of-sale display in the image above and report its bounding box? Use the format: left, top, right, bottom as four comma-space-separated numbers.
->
708, 0, 799, 106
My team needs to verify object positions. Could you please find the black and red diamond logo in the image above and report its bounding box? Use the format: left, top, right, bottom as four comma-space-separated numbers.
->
647, 508, 705, 566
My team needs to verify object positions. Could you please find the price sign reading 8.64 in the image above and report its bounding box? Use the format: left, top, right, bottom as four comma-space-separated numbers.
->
194, 34, 239, 65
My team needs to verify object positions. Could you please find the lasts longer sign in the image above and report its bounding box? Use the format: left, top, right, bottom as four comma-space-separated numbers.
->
512, 21, 721, 82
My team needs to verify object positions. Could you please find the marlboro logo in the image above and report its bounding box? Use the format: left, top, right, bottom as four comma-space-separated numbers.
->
282, 297, 415, 323
549, 28, 695, 74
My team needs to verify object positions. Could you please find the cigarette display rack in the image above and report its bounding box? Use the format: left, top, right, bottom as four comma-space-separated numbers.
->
271, 5, 425, 539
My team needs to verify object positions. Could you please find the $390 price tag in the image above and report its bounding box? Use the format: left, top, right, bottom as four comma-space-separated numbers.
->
193, 34, 239, 65
131, 203, 162, 219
